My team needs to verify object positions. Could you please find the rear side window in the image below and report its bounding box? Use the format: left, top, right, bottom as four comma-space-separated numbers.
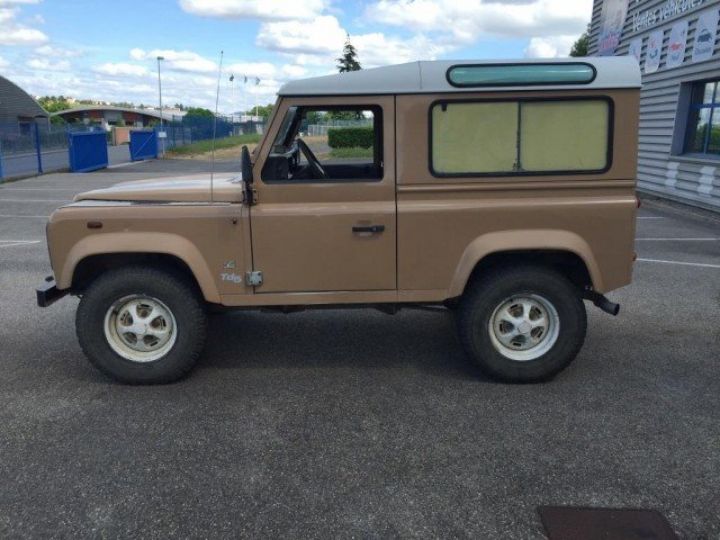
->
430, 98, 612, 177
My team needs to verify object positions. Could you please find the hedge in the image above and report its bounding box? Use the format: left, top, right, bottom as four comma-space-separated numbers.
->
327, 127, 374, 149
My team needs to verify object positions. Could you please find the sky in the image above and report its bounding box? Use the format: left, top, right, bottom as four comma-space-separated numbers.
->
0, 0, 593, 113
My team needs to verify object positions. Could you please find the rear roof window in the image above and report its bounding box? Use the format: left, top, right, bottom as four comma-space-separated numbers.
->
447, 63, 597, 87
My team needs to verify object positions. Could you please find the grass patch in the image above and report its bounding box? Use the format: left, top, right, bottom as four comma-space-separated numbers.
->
329, 146, 373, 159
167, 133, 261, 156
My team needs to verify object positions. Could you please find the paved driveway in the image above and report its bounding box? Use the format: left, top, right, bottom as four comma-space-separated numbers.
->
0, 167, 718, 538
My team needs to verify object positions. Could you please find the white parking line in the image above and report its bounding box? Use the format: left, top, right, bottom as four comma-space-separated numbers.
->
0, 198, 70, 203
637, 258, 720, 269
0, 240, 41, 243
635, 238, 720, 241
637, 216, 665, 220
0, 240, 41, 249
108, 160, 147, 169
0, 188, 80, 192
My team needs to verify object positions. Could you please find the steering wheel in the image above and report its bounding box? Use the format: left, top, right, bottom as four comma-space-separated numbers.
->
296, 138, 328, 180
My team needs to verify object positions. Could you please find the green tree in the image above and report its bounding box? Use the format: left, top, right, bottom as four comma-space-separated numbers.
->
570, 25, 590, 57
253, 104, 274, 119
37, 95, 72, 113
184, 107, 215, 119
337, 34, 361, 72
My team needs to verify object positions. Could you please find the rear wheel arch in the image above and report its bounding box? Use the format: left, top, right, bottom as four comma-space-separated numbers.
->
458, 249, 595, 300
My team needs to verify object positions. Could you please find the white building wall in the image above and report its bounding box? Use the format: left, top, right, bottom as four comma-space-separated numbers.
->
590, 0, 720, 211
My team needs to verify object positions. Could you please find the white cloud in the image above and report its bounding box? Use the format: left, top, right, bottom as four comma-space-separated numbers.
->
28, 57, 70, 71
93, 62, 149, 77
0, 3, 48, 45
281, 64, 307, 78
130, 48, 218, 73
0, 26, 48, 45
179, 0, 327, 21
225, 61, 277, 79
0, 55, 8, 69
524, 36, 577, 58
0, 0, 42, 4
257, 15, 453, 69
365, 0, 591, 45
257, 15, 345, 56
34, 44, 82, 57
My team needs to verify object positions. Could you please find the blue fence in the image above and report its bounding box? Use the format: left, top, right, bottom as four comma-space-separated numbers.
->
129, 130, 158, 161
68, 131, 109, 172
0, 117, 267, 181
0, 122, 105, 181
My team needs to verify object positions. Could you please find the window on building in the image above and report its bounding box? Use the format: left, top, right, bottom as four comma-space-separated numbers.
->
431, 98, 611, 176
684, 80, 720, 156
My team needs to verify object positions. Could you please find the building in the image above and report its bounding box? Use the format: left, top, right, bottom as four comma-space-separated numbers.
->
0, 74, 49, 135
590, 0, 720, 211
53, 106, 184, 130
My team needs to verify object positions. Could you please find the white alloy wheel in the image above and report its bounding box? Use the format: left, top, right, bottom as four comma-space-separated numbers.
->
488, 294, 560, 362
103, 295, 178, 363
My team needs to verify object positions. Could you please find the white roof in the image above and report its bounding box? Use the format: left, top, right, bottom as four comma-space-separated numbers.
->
278, 57, 641, 96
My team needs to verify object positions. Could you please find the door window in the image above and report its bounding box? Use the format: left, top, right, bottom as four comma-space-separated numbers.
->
262, 106, 383, 182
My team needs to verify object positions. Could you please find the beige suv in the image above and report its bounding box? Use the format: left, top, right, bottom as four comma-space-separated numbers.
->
37, 58, 640, 384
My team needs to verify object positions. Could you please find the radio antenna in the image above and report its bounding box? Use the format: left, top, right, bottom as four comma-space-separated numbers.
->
210, 49, 224, 203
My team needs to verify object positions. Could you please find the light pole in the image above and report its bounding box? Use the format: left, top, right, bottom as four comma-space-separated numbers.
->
156, 55, 165, 157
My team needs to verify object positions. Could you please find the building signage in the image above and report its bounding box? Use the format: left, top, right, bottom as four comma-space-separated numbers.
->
632, 0, 704, 32
628, 37, 643, 63
645, 29, 663, 73
692, 8, 719, 62
598, 0, 630, 55
666, 19, 689, 68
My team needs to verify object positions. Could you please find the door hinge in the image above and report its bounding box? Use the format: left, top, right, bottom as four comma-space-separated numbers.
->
242, 187, 258, 205
245, 270, 263, 287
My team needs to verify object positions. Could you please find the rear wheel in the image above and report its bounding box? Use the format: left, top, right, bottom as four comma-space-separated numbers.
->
76, 267, 207, 384
457, 266, 586, 382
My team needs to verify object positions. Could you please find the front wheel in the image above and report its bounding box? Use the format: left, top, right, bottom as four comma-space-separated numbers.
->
76, 267, 207, 384
457, 267, 587, 383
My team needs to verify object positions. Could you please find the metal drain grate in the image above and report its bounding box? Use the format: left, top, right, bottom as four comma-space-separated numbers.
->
537, 506, 678, 540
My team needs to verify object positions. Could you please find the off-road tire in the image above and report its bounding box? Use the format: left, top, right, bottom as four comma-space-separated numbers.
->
76, 266, 207, 384
457, 266, 587, 383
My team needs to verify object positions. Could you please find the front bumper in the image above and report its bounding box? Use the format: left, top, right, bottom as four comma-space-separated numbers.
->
36, 278, 69, 307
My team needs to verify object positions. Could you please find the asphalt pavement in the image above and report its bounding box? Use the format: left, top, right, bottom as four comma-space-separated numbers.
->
0, 162, 718, 538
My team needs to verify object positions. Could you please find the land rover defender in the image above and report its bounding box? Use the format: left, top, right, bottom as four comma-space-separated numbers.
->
37, 58, 641, 384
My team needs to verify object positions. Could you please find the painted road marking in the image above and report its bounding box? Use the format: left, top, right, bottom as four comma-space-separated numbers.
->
637, 216, 665, 220
0, 198, 71, 203
0, 240, 41, 249
107, 160, 148, 169
637, 258, 720, 269
0, 188, 81, 192
0, 239, 42, 243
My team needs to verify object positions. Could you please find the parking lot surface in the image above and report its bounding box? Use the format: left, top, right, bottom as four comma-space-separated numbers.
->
0, 161, 718, 538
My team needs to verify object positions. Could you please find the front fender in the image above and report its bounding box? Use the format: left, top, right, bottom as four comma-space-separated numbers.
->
57, 232, 222, 303
448, 229, 603, 298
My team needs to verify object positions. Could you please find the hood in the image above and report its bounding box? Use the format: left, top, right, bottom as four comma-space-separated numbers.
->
74, 173, 244, 203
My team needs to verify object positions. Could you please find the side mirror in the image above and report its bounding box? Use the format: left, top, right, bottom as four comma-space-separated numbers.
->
241, 145, 253, 184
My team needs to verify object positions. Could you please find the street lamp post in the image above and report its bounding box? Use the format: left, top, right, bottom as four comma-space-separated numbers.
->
156, 56, 165, 157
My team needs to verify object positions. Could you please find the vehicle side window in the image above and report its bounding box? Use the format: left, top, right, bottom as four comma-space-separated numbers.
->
262, 106, 383, 183
430, 98, 612, 177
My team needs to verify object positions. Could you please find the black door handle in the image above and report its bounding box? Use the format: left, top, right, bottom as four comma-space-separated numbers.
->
352, 225, 385, 234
